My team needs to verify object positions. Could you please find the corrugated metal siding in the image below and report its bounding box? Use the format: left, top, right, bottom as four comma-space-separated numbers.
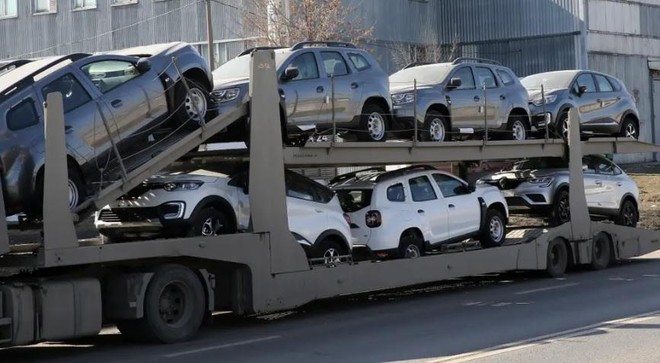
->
589, 53, 654, 163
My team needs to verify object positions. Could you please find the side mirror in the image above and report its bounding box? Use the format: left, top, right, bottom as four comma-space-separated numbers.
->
281, 67, 299, 81
467, 184, 476, 193
446, 77, 462, 89
136, 58, 152, 73
577, 85, 588, 95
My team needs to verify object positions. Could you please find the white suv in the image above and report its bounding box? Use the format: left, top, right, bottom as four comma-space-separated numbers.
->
330, 166, 509, 259
95, 169, 353, 261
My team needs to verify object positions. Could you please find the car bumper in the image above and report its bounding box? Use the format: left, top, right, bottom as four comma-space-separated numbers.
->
498, 185, 553, 213
95, 202, 190, 232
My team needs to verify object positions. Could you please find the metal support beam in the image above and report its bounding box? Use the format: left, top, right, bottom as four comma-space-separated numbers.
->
43, 93, 78, 250
248, 50, 309, 274
0, 178, 8, 255
567, 107, 590, 241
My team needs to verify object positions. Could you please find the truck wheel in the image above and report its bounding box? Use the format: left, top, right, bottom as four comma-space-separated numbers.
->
419, 111, 450, 142
313, 238, 346, 266
546, 238, 568, 277
396, 230, 424, 259
550, 189, 570, 226
175, 80, 209, 129
590, 232, 612, 270
117, 264, 205, 344
615, 199, 638, 227
188, 208, 230, 237
357, 103, 388, 142
479, 208, 506, 248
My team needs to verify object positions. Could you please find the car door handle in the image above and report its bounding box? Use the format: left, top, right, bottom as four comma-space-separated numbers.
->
500, 95, 506, 100
417, 209, 425, 214
448, 204, 455, 208
617, 182, 623, 186
474, 96, 480, 102
595, 180, 603, 185
111, 99, 123, 108
314, 209, 324, 213
316, 86, 324, 93
65, 125, 73, 134
351, 82, 359, 89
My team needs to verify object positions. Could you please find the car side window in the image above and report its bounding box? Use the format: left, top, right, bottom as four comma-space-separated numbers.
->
475, 67, 498, 89
6, 98, 39, 131
575, 73, 596, 93
432, 174, 470, 198
81, 60, 140, 93
387, 183, 405, 202
347, 52, 371, 71
594, 75, 614, 92
452, 67, 475, 90
321, 51, 349, 77
497, 69, 515, 86
607, 76, 622, 91
594, 158, 621, 176
408, 176, 437, 202
285, 171, 333, 203
582, 157, 597, 174
287, 52, 319, 81
41, 74, 92, 113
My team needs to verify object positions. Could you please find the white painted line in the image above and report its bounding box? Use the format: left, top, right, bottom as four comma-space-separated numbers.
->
163, 335, 280, 358
514, 282, 579, 295
428, 309, 660, 363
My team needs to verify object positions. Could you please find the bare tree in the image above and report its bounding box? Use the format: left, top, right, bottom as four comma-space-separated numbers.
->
242, 0, 373, 46
389, 30, 460, 70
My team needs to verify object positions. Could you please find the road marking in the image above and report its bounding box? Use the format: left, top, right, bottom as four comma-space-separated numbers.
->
514, 282, 579, 295
163, 335, 280, 358
428, 309, 660, 363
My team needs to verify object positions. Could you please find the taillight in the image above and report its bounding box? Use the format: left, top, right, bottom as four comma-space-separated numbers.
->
365, 210, 381, 228
343, 213, 352, 225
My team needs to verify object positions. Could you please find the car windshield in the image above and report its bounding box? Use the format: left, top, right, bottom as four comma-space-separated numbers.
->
512, 158, 568, 170
521, 72, 576, 90
390, 64, 452, 86
212, 52, 289, 82
335, 189, 373, 213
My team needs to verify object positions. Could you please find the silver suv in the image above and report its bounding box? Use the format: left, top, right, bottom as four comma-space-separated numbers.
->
212, 42, 392, 142
389, 58, 531, 142
477, 155, 640, 227
521, 70, 640, 140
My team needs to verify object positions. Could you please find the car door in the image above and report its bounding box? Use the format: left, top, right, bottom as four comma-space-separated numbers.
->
285, 172, 328, 243
592, 156, 624, 210
407, 175, 449, 244
572, 73, 602, 129
593, 74, 620, 127
279, 51, 328, 128
78, 57, 156, 157
444, 66, 481, 128
319, 51, 356, 124
432, 173, 481, 238
581, 156, 601, 209
473, 66, 502, 129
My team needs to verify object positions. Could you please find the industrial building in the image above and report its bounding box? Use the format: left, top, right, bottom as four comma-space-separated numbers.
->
0, 0, 658, 161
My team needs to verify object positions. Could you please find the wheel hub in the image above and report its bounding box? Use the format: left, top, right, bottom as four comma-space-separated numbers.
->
159, 283, 186, 325
201, 217, 222, 236
558, 196, 571, 222
428, 118, 445, 141
489, 216, 504, 242
323, 248, 341, 265
68, 179, 79, 209
405, 244, 420, 258
625, 123, 637, 139
185, 88, 208, 122
511, 120, 526, 141
367, 112, 385, 141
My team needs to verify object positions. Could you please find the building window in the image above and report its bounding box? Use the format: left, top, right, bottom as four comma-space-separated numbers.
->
111, 0, 138, 5
34, 0, 56, 14
0, 0, 18, 18
73, 0, 97, 9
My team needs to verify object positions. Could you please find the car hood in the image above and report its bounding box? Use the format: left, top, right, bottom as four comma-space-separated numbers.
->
213, 77, 249, 91
390, 84, 434, 94
481, 168, 568, 182
526, 88, 565, 99
145, 169, 229, 184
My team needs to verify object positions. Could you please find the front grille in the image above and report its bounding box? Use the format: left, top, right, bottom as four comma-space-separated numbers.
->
496, 178, 525, 190
99, 208, 160, 223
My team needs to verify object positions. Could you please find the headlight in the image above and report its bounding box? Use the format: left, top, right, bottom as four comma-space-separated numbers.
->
212, 88, 241, 103
391, 93, 415, 105
475, 179, 486, 185
529, 177, 554, 186
163, 181, 204, 191
531, 95, 557, 107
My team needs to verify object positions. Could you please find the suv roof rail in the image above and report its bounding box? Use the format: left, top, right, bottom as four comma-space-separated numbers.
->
291, 41, 357, 50
1, 53, 91, 99
451, 57, 502, 66
238, 46, 286, 57
329, 167, 384, 185
374, 165, 437, 183
402, 62, 433, 70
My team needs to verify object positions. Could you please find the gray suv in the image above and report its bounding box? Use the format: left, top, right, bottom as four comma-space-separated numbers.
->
0, 42, 213, 218
212, 42, 392, 142
389, 58, 531, 142
521, 70, 640, 140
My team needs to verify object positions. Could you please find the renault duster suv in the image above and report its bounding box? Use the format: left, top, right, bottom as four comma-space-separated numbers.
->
330, 165, 509, 259
212, 41, 392, 142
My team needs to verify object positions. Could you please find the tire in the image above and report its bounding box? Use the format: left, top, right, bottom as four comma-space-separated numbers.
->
556, 111, 569, 140
479, 208, 507, 248
507, 115, 529, 141
550, 188, 571, 226
396, 230, 424, 259
174, 79, 209, 129
357, 103, 388, 142
312, 238, 346, 266
187, 207, 231, 237
590, 232, 612, 270
116, 264, 206, 344
546, 238, 568, 278
30, 162, 86, 218
419, 110, 450, 142
618, 117, 639, 139
615, 198, 638, 227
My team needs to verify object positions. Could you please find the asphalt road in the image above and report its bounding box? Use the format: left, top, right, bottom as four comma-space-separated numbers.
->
3, 251, 660, 363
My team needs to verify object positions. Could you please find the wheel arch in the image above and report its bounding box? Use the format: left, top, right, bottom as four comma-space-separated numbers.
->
508, 107, 531, 127
427, 104, 451, 128
363, 96, 392, 124
191, 196, 238, 233
314, 229, 350, 253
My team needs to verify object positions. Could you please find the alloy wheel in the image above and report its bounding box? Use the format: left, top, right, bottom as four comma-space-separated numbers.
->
625, 123, 637, 139
404, 243, 421, 258
68, 179, 79, 209
200, 217, 223, 236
